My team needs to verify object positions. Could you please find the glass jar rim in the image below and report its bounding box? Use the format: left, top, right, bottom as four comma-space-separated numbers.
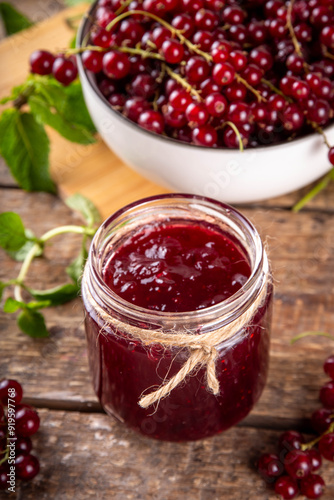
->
86, 194, 267, 327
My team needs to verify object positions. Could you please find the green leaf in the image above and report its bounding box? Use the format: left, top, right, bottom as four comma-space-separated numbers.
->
29, 94, 96, 145
0, 2, 33, 35
0, 211, 28, 251
63, 0, 94, 6
61, 82, 96, 134
3, 297, 50, 312
65, 193, 101, 226
69, 34, 77, 49
17, 309, 49, 338
3, 297, 25, 313
0, 281, 7, 301
7, 229, 43, 261
29, 283, 79, 306
0, 109, 55, 193
66, 247, 88, 284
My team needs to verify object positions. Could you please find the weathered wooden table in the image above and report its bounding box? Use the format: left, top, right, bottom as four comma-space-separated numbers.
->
1, 2, 334, 499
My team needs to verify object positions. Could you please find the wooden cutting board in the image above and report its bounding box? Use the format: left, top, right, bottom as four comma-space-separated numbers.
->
0, 3, 168, 219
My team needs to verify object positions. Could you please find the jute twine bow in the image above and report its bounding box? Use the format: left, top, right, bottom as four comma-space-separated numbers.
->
83, 278, 268, 409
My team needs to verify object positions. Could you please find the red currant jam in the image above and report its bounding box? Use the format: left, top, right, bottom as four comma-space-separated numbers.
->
82, 195, 272, 441
102, 222, 251, 312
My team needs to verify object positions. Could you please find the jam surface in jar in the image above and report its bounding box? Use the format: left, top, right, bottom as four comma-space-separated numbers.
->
83, 205, 272, 442
103, 221, 251, 312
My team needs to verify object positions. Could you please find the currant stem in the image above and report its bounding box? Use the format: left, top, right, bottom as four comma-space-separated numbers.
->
301, 421, 334, 451
292, 168, 334, 212
236, 74, 266, 102
163, 64, 203, 100
291, 331, 334, 344
261, 78, 293, 102
216, 121, 244, 152
13, 225, 95, 302
114, 45, 164, 61
115, 0, 134, 16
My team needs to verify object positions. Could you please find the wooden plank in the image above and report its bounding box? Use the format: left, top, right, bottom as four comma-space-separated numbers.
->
0, 5, 334, 216
1, 188, 334, 427
12, 409, 334, 500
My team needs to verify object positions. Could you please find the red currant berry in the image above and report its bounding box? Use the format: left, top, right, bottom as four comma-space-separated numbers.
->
98, 78, 118, 98
284, 450, 312, 479
192, 30, 214, 52
82, 50, 104, 73
248, 21, 268, 45
0, 465, 9, 490
308, 449, 322, 472
324, 355, 334, 378
163, 105, 187, 128
15, 435, 33, 455
283, 104, 304, 131
172, 14, 195, 39
123, 97, 150, 122
90, 27, 113, 48
318, 432, 334, 461
274, 475, 299, 500
278, 430, 305, 453
30, 50, 55, 75
52, 56, 78, 86
138, 110, 164, 134
185, 102, 209, 127
257, 453, 283, 482
211, 43, 230, 64
311, 408, 333, 434
250, 102, 269, 125
16, 454, 40, 481
0, 379, 23, 405
95, 6, 115, 29
181, 0, 204, 13
249, 46, 273, 72
192, 124, 218, 147
185, 56, 210, 83
307, 99, 331, 126
291, 80, 310, 100
161, 39, 184, 64
16, 406, 40, 437
300, 474, 325, 499
151, 26, 170, 49
212, 62, 235, 86
130, 74, 156, 99
222, 6, 246, 25
169, 90, 193, 112
199, 78, 221, 97
320, 381, 334, 409
118, 19, 144, 45
103, 51, 130, 79
320, 25, 334, 49
229, 50, 248, 71
205, 93, 227, 118
241, 64, 263, 86
108, 93, 126, 108
195, 9, 219, 31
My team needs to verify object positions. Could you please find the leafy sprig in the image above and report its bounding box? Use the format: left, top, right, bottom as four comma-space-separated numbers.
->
0, 194, 100, 338
0, 75, 96, 193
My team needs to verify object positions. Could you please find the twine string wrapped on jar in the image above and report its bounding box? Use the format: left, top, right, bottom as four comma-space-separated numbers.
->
82, 276, 269, 409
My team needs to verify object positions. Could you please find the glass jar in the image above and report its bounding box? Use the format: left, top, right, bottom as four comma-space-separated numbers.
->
82, 194, 273, 441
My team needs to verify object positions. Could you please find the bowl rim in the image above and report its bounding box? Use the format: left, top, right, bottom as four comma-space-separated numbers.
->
76, 1, 334, 153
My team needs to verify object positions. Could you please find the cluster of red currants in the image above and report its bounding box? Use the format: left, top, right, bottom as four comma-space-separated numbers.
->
30, 50, 78, 86
0, 379, 40, 490
257, 354, 334, 500
29, 0, 334, 155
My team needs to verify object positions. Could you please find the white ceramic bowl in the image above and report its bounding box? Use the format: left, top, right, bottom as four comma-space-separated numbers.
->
77, 9, 334, 204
